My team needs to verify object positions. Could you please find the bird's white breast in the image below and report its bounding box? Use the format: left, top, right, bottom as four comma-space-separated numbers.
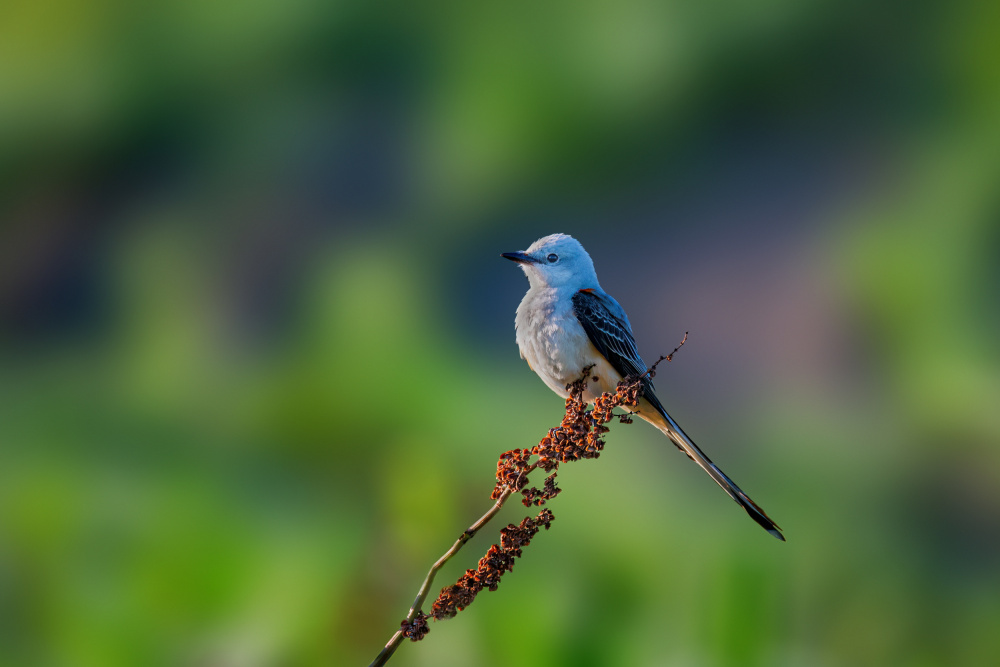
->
514, 287, 619, 400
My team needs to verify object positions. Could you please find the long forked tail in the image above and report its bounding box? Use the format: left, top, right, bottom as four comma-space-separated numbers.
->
640, 395, 785, 541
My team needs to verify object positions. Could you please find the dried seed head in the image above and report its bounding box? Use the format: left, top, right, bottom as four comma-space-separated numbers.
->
429, 509, 556, 621
400, 612, 430, 641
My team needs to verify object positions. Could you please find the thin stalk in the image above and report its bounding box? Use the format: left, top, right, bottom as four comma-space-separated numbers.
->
367, 467, 536, 667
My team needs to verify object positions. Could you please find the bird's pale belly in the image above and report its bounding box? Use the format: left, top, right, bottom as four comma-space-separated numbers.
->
518, 315, 621, 402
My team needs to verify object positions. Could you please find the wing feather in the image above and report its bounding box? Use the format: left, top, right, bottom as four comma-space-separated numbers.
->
571, 289, 651, 391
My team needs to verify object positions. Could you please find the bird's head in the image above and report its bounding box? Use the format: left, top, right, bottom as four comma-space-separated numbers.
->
501, 233, 599, 289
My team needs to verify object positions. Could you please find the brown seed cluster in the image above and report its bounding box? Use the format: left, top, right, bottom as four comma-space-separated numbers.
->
399, 612, 429, 641
491, 375, 642, 500
532, 375, 642, 471
491, 448, 533, 500
430, 509, 555, 621
521, 472, 560, 506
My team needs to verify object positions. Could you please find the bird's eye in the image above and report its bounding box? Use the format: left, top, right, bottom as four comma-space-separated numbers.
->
547, 253, 559, 263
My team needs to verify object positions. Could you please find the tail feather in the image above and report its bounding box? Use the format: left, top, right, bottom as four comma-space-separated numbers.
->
640, 394, 784, 541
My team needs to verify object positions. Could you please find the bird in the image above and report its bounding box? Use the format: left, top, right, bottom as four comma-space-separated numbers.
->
502, 233, 784, 541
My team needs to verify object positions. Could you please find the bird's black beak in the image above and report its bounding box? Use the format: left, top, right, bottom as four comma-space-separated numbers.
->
501, 251, 537, 264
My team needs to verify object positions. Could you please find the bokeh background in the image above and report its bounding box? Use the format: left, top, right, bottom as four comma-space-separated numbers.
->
3, 1, 1000, 665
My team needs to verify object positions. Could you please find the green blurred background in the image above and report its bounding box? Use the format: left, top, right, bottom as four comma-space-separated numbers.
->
2, 1, 999, 665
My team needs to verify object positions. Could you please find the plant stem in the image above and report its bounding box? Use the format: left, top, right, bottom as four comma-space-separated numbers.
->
367, 466, 536, 667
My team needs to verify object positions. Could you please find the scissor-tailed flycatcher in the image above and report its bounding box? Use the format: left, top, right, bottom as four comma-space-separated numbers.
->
502, 233, 784, 540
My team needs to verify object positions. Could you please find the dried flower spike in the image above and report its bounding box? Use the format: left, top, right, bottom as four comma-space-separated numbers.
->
369, 366, 651, 667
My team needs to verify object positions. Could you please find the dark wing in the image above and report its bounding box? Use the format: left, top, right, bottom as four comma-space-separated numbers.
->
572, 289, 653, 395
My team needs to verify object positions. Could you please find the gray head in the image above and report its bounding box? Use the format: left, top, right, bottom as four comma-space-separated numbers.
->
501, 233, 600, 289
